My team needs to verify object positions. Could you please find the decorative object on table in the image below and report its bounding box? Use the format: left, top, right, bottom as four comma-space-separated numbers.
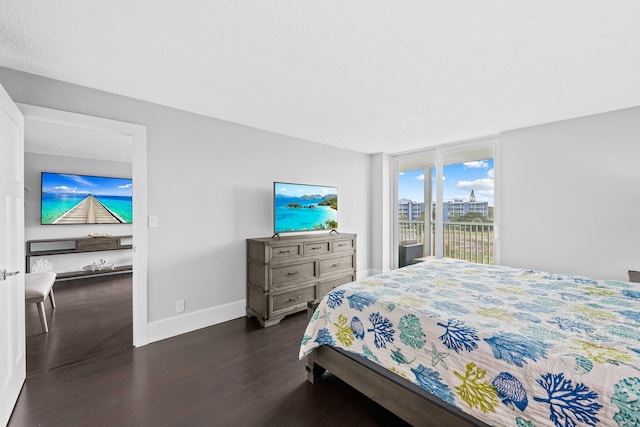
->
88, 232, 112, 238
83, 259, 115, 271
31, 258, 54, 273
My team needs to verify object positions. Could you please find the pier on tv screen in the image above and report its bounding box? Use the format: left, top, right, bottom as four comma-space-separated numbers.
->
273, 182, 338, 233
41, 172, 133, 225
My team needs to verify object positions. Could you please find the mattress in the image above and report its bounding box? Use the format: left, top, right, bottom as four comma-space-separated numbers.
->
299, 258, 640, 426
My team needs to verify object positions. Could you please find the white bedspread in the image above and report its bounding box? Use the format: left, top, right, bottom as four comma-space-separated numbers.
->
299, 258, 640, 426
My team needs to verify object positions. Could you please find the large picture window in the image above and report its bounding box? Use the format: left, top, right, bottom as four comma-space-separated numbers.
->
393, 139, 497, 268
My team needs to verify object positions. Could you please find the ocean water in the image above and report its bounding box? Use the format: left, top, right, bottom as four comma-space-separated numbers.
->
98, 195, 133, 223
274, 197, 337, 232
42, 193, 132, 224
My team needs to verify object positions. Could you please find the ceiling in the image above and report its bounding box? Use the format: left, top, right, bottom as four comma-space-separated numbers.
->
1, 1, 639, 155
24, 118, 132, 163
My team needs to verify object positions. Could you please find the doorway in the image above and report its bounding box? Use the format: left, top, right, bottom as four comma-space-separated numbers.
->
18, 104, 148, 348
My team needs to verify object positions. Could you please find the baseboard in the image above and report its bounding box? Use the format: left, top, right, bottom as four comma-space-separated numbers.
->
358, 268, 377, 278
147, 299, 245, 344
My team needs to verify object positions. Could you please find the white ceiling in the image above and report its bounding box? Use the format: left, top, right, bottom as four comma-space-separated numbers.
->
2, 1, 639, 155
24, 119, 132, 163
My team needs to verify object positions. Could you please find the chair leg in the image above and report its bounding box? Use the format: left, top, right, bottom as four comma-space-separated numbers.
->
37, 301, 49, 333
49, 289, 56, 309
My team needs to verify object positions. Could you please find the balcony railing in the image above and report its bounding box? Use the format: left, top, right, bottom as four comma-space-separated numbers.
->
398, 220, 427, 245
398, 220, 494, 265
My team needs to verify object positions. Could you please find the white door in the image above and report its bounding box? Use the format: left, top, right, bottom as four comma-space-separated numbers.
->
0, 83, 25, 426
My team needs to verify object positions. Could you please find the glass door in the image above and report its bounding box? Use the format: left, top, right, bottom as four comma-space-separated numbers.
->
393, 140, 496, 268
441, 159, 494, 264
397, 168, 431, 267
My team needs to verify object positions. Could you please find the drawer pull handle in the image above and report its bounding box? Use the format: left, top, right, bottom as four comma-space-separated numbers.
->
338, 243, 346, 247
288, 270, 300, 275
279, 250, 292, 254
288, 295, 302, 302
311, 246, 322, 250
331, 263, 342, 268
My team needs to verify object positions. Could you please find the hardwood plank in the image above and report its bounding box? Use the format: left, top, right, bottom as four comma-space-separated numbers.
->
10, 274, 407, 426
24, 275, 133, 377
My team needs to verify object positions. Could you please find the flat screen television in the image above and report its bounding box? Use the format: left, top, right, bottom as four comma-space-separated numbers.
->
41, 172, 133, 225
273, 182, 338, 234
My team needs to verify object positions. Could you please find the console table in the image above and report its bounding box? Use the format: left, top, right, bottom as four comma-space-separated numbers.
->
246, 233, 357, 327
26, 235, 133, 281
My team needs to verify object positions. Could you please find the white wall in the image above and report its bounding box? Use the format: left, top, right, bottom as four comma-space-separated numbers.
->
1, 67, 372, 338
369, 153, 391, 275
24, 152, 133, 273
6, 65, 636, 342
500, 107, 640, 280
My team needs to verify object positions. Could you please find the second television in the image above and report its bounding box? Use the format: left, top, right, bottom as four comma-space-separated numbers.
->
41, 172, 133, 225
273, 182, 338, 234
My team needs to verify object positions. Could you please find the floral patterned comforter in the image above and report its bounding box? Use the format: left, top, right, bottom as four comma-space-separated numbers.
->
299, 258, 640, 427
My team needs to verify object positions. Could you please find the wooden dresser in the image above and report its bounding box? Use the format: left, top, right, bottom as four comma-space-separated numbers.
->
246, 233, 356, 327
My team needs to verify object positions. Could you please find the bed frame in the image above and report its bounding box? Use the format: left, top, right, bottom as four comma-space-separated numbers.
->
305, 303, 488, 427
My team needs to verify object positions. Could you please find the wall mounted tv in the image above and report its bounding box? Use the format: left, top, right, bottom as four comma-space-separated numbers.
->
41, 172, 133, 225
273, 182, 338, 234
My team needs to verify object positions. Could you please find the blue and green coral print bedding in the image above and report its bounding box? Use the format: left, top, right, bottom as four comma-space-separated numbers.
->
299, 258, 640, 427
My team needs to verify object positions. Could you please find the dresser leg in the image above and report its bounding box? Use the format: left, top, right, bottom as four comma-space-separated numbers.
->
262, 317, 284, 328
246, 308, 284, 328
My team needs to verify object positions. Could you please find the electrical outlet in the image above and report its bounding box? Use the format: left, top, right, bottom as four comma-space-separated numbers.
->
176, 299, 185, 313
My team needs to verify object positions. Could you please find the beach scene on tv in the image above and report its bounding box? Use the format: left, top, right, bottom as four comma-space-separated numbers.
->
41, 172, 133, 224
274, 183, 338, 233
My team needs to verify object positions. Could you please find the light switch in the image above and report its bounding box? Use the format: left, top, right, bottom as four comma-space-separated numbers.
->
148, 215, 158, 228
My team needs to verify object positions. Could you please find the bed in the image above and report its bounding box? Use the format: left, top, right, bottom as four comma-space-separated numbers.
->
299, 258, 640, 426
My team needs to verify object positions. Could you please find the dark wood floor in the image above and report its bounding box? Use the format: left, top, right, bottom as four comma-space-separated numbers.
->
10, 275, 408, 427
24, 275, 133, 377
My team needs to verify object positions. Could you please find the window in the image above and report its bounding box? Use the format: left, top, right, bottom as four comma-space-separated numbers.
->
393, 138, 497, 268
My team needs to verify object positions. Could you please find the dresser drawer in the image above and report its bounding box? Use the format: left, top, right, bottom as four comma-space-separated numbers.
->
319, 254, 354, 275
270, 284, 316, 314
318, 274, 355, 298
77, 237, 119, 251
333, 238, 355, 253
271, 261, 316, 287
270, 244, 302, 260
304, 241, 330, 256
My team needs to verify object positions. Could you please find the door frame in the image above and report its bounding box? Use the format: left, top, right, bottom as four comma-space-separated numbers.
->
18, 104, 149, 346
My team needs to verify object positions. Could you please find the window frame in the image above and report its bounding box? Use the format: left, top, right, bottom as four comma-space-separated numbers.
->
391, 136, 500, 269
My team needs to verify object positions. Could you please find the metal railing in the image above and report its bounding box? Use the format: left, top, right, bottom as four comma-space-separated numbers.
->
398, 220, 494, 265
398, 220, 427, 244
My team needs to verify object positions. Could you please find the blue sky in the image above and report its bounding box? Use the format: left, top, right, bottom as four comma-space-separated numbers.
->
398, 159, 494, 205
42, 173, 132, 197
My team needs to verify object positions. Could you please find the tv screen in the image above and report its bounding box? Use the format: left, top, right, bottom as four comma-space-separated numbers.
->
41, 172, 133, 225
273, 182, 338, 233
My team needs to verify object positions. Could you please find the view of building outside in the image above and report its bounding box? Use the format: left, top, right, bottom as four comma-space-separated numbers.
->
397, 199, 425, 221
398, 159, 494, 223
398, 158, 495, 265
432, 194, 490, 222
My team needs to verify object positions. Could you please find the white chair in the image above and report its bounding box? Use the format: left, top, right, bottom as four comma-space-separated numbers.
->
25, 272, 57, 333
